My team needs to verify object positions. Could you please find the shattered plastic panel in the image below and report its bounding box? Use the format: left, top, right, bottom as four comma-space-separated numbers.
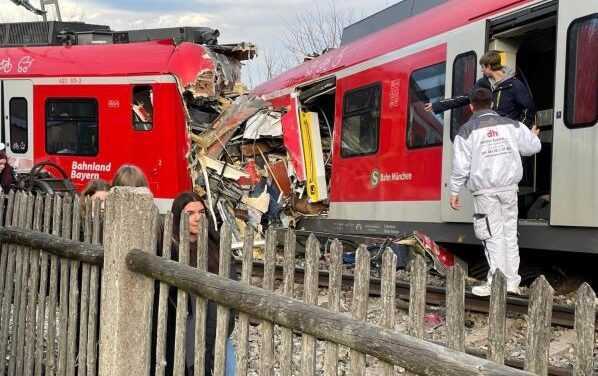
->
280, 97, 306, 181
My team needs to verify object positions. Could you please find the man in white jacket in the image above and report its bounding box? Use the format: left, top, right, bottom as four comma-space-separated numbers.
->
450, 88, 541, 296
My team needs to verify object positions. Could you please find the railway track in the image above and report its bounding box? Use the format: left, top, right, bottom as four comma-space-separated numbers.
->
237, 260, 589, 376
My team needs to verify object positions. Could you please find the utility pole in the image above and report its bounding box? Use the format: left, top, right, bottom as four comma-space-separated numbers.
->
39, 0, 62, 21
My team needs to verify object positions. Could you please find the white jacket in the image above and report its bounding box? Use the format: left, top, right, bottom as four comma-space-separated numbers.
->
450, 110, 541, 196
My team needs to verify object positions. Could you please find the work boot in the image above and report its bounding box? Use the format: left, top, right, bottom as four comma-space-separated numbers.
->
471, 284, 491, 297
507, 286, 521, 295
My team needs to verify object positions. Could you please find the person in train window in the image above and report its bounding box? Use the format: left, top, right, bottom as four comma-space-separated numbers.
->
449, 88, 541, 297
0, 144, 16, 193
425, 50, 536, 127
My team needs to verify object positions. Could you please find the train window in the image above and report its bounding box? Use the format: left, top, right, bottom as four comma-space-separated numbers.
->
46, 99, 98, 156
407, 62, 446, 148
9, 98, 28, 154
132, 86, 153, 131
341, 83, 381, 158
565, 15, 598, 128
451, 52, 477, 141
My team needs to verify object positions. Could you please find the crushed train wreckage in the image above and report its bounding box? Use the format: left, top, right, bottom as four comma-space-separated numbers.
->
184, 71, 462, 274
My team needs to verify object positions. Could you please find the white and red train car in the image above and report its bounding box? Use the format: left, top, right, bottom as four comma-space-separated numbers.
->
0, 36, 228, 211
252, 0, 598, 253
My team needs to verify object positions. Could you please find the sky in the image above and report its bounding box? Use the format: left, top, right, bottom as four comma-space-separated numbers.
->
1, 0, 395, 86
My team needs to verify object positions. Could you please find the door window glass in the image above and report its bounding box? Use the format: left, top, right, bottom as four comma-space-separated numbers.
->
451, 52, 477, 140
46, 99, 98, 155
9, 98, 28, 153
407, 62, 446, 148
341, 83, 381, 157
565, 15, 598, 128
132, 85, 154, 131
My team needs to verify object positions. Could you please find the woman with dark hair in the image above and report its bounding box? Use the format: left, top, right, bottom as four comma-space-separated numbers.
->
0, 147, 16, 193
161, 192, 236, 376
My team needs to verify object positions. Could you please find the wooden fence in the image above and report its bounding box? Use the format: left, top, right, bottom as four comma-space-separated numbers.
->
0, 187, 596, 375
0, 190, 103, 376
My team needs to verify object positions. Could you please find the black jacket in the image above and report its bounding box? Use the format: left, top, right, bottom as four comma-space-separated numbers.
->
431, 76, 536, 126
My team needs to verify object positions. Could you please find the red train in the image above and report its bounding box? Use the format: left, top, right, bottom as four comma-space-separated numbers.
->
252, 0, 598, 254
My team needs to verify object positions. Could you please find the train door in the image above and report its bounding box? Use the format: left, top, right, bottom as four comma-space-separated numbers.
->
2, 80, 33, 170
440, 21, 486, 222
550, 2, 598, 226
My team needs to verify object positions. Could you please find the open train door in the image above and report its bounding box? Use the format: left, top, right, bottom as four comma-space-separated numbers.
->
550, 2, 598, 226
2, 80, 34, 171
440, 20, 486, 222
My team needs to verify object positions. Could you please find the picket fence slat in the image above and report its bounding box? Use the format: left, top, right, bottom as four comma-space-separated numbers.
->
8, 192, 27, 376
324, 239, 342, 376
173, 213, 190, 376
35, 194, 53, 376
381, 248, 397, 376
193, 215, 208, 376
236, 227, 253, 376
525, 275, 553, 375
214, 223, 233, 376
77, 199, 92, 376
259, 227, 276, 376
57, 195, 72, 376
0, 191, 15, 376
574, 283, 596, 376
46, 194, 63, 376
350, 245, 370, 375
65, 196, 80, 376
86, 200, 102, 376
24, 194, 43, 376
280, 229, 296, 376
155, 212, 172, 376
447, 264, 465, 352
301, 234, 320, 375
488, 270, 507, 364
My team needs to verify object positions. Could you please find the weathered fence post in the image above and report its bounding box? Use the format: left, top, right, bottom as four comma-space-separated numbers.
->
446, 264, 465, 352
350, 245, 370, 375
280, 230, 296, 376
574, 283, 596, 376
99, 187, 158, 376
525, 275, 553, 375
301, 234, 320, 375
381, 248, 397, 376
324, 239, 342, 376
407, 252, 426, 376
488, 270, 507, 364
260, 227, 276, 376
236, 228, 254, 376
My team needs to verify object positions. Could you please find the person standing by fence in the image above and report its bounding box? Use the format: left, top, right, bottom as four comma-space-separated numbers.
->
449, 87, 541, 297
159, 192, 236, 375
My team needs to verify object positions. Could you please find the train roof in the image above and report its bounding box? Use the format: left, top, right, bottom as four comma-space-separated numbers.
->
0, 39, 213, 87
252, 0, 533, 97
